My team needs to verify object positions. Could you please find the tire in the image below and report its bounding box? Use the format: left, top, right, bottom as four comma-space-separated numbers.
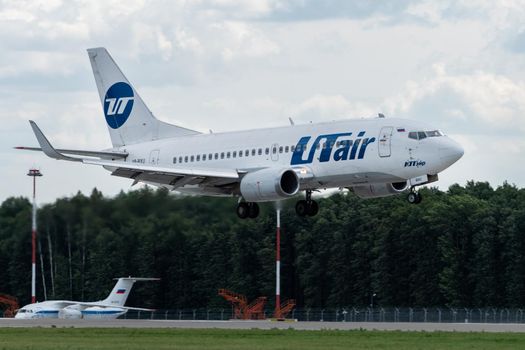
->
415, 193, 422, 204
407, 192, 418, 204
295, 200, 308, 217
307, 200, 319, 217
248, 202, 260, 219
236, 202, 249, 219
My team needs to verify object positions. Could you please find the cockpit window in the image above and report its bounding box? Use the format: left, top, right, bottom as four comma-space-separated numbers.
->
425, 130, 443, 137
409, 130, 444, 140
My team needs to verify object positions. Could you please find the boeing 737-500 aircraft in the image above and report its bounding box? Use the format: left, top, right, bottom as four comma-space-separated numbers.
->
18, 48, 463, 219
15, 277, 158, 319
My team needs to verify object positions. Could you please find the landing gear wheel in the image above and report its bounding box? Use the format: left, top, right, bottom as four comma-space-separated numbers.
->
237, 202, 250, 219
307, 200, 319, 217
296, 200, 308, 217
248, 202, 260, 219
407, 192, 422, 204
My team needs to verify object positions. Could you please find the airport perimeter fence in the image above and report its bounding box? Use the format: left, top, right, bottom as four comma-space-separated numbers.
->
120, 307, 525, 324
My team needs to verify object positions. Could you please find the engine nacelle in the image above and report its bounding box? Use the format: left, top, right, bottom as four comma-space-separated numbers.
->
351, 181, 409, 199
58, 306, 82, 319
240, 168, 300, 201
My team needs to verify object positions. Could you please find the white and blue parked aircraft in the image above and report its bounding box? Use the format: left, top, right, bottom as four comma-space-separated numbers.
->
15, 277, 158, 319
18, 48, 463, 218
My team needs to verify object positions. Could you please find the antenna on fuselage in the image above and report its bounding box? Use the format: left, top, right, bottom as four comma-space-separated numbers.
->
378, 113, 385, 118
289, 117, 295, 126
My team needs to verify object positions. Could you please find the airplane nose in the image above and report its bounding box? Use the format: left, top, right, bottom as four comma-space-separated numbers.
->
439, 137, 464, 168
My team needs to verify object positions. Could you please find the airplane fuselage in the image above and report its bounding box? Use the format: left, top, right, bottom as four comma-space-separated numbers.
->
111, 117, 461, 197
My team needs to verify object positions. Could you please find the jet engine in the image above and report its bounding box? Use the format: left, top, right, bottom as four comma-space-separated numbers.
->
351, 181, 409, 199
240, 168, 300, 201
58, 306, 82, 319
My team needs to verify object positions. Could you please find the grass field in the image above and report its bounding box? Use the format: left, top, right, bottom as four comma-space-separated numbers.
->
1, 328, 525, 350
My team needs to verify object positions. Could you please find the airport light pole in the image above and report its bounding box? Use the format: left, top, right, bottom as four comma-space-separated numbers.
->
27, 168, 42, 304
275, 208, 281, 319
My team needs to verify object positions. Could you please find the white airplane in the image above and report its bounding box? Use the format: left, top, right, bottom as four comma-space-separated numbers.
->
14, 277, 159, 319
18, 48, 463, 219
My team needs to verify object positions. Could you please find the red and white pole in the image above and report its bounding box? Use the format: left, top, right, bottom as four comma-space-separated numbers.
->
28, 169, 42, 304
275, 208, 281, 319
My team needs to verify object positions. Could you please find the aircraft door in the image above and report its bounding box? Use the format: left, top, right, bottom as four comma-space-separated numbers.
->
271, 143, 279, 161
378, 127, 393, 157
149, 149, 160, 165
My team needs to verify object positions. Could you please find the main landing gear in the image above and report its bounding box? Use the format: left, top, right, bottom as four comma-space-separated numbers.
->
407, 188, 422, 204
295, 190, 319, 217
236, 202, 260, 219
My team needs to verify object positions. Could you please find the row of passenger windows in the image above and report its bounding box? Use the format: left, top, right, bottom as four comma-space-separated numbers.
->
172, 140, 357, 164
173, 145, 295, 164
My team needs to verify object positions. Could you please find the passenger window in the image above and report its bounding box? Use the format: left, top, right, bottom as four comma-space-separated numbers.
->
214, 153, 218, 160
238, 151, 242, 157
179, 156, 182, 163
221, 152, 225, 159
196, 155, 200, 161
203, 154, 207, 161
291, 145, 295, 152
258, 148, 262, 155
279, 146, 283, 153
285, 146, 289, 153
272, 147, 277, 154
265, 148, 270, 155
252, 149, 256, 156
185, 156, 188, 163
190, 155, 194, 162
245, 150, 249, 156
173, 157, 177, 164
418, 131, 427, 140
209, 153, 213, 160
408, 132, 418, 140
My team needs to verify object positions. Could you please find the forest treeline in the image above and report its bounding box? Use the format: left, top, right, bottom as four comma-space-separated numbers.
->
1, 181, 525, 309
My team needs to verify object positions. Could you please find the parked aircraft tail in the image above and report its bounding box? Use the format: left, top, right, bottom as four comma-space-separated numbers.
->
87, 47, 200, 147
101, 277, 160, 307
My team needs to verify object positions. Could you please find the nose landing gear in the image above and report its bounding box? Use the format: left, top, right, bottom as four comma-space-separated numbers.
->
407, 189, 422, 204
295, 190, 319, 217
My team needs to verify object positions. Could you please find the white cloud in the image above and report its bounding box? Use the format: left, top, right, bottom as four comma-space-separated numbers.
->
383, 65, 525, 133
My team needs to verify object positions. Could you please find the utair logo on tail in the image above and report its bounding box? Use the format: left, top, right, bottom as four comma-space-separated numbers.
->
104, 82, 134, 129
291, 131, 376, 165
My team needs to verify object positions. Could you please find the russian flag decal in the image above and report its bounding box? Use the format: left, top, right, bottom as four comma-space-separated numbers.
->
116, 289, 126, 294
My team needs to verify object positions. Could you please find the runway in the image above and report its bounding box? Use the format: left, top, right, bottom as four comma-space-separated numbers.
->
2, 319, 525, 332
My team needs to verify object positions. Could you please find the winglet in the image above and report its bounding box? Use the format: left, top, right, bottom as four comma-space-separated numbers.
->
29, 121, 81, 162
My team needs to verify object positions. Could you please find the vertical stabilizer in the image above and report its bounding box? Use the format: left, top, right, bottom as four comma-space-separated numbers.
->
101, 277, 159, 307
87, 47, 200, 147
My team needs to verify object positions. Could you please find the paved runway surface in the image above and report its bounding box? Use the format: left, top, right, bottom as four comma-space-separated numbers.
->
2, 319, 525, 332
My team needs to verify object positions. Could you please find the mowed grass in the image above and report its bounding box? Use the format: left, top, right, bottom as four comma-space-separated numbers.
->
1, 328, 525, 350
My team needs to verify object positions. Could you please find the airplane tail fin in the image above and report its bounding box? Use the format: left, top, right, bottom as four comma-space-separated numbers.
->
87, 47, 200, 147
101, 277, 160, 307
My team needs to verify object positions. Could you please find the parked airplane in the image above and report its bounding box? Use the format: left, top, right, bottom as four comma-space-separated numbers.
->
18, 48, 463, 219
14, 277, 158, 319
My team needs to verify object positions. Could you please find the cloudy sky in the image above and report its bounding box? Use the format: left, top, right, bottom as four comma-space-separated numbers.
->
1, 0, 524, 204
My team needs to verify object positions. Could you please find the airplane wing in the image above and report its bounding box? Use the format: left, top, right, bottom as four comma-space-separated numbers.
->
18, 121, 241, 190
46, 301, 155, 311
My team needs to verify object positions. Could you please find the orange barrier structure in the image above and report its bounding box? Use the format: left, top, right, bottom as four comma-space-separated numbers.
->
277, 298, 296, 319
218, 289, 267, 320
0, 294, 19, 318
